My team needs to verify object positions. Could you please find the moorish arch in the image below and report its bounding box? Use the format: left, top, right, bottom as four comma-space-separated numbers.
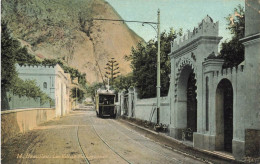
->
215, 78, 233, 153
169, 15, 223, 142
174, 60, 198, 141
174, 57, 197, 102
167, 3, 260, 158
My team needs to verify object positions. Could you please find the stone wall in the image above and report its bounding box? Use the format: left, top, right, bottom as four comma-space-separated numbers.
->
245, 129, 260, 157
134, 97, 170, 125
1, 108, 55, 144
3, 91, 51, 110
245, 0, 260, 36
118, 89, 171, 126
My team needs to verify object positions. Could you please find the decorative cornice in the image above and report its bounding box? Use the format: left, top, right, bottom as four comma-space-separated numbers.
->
240, 33, 260, 42
240, 33, 260, 46
169, 36, 222, 59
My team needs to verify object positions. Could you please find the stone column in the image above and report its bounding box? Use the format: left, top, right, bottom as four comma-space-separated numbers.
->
120, 90, 125, 116
128, 87, 134, 118
117, 92, 121, 116
194, 58, 224, 151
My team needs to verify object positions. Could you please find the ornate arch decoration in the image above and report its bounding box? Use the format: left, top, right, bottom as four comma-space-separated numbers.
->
174, 57, 197, 102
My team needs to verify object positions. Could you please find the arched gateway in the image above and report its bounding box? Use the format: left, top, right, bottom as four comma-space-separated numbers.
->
176, 64, 197, 141
168, 5, 260, 159
169, 15, 222, 140
215, 79, 233, 152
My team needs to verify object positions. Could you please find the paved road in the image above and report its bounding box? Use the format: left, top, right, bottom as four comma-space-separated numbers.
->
1, 110, 207, 164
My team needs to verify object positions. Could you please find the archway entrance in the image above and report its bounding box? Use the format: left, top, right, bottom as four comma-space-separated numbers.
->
177, 65, 197, 141
186, 72, 197, 141
215, 79, 233, 152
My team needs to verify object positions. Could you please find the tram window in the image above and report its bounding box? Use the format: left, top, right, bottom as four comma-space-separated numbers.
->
99, 95, 115, 105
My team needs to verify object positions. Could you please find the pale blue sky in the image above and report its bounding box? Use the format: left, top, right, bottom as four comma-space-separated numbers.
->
105, 0, 244, 43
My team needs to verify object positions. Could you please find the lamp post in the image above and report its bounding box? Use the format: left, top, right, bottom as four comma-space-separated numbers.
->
156, 9, 161, 125
92, 9, 161, 124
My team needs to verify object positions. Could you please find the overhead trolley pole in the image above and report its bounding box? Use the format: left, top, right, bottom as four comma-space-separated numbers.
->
92, 9, 161, 124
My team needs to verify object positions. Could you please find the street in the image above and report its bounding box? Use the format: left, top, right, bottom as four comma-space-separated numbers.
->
1, 109, 206, 164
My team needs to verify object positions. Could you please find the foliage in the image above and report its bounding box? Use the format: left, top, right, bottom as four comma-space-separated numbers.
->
41, 58, 64, 66
71, 87, 85, 103
86, 82, 104, 101
125, 28, 179, 98
12, 78, 54, 105
104, 58, 120, 85
112, 74, 134, 93
220, 5, 245, 68
1, 22, 20, 90
1, 22, 53, 106
16, 47, 41, 65
2, 16, 90, 107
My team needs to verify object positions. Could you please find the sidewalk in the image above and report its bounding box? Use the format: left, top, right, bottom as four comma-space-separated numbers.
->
118, 117, 249, 164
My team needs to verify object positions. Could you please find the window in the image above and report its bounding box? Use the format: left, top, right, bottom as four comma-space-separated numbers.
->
206, 77, 209, 131
43, 82, 47, 89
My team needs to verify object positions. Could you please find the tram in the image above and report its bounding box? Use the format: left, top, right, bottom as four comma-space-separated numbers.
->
95, 87, 116, 118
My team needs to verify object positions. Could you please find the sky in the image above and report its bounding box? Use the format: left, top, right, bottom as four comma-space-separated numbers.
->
105, 0, 244, 43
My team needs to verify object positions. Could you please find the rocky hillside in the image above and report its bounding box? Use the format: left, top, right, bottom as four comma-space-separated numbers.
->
1, 0, 142, 83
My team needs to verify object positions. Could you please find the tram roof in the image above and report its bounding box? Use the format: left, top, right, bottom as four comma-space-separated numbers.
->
97, 89, 116, 95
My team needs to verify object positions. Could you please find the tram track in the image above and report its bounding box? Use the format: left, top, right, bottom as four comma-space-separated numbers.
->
105, 119, 183, 164
3, 111, 208, 164
111, 119, 211, 164
90, 117, 132, 164
76, 119, 91, 164
75, 112, 207, 164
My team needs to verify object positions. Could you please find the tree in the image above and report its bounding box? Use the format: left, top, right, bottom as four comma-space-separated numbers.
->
71, 87, 85, 103
86, 82, 104, 101
104, 58, 120, 85
1, 22, 88, 109
220, 5, 245, 68
1, 23, 53, 109
1, 22, 20, 90
112, 73, 134, 93
125, 28, 178, 98
16, 47, 41, 65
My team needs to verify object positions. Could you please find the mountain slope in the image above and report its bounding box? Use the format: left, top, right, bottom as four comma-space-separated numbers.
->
1, 0, 142, 83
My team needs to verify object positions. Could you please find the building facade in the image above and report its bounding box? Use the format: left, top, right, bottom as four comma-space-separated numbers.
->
16, 64, 71, 117
168, 1, 260, 158
116, 1, 259, 159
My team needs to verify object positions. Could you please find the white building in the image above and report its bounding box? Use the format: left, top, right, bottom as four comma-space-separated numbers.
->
168, 1, 260, 158
16, 64, 71, 117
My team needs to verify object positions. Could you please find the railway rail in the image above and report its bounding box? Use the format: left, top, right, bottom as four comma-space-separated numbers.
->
105, 119, 183, 164
75, 113, 207, 164
76, 120, 91, 164
89, 117, 132, 164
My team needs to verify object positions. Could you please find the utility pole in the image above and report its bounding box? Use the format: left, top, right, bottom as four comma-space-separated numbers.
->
92, 9, 161, 125
156, 9, 161, 125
